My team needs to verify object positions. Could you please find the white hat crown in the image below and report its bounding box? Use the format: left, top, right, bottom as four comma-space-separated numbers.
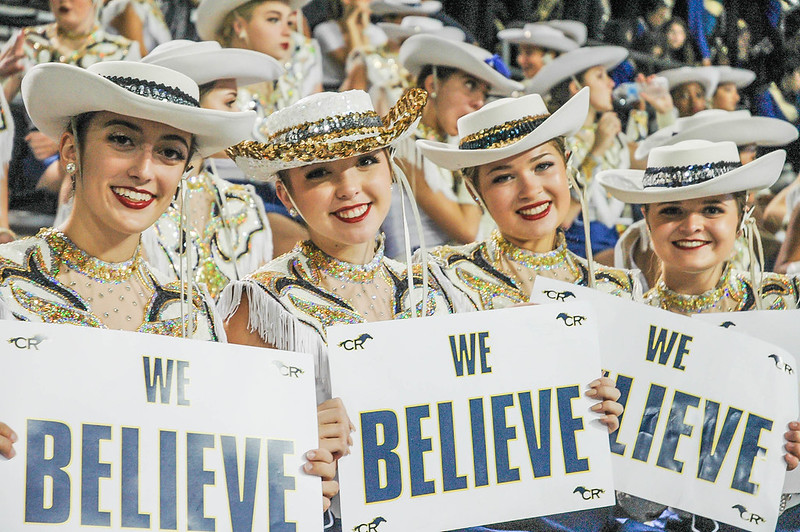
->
400, 16, 444, 31
88, 61, 200, 105
144, 39, 221, 62
265, 90, 378, 141
643, 140, 741, 189
456, 93, 549, 141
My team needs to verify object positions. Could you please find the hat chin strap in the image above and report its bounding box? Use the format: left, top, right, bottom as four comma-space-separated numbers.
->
740, 206, 765, 311
566, 155, 596, 288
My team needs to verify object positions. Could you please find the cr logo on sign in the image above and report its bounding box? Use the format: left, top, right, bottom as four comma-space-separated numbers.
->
339, 333, 373, 351
353, 517, 386, 531
8, 335, 45, 350
573, 486, 605, 500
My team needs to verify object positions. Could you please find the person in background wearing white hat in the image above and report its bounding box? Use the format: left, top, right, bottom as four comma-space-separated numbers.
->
598, 139, 800, 528
0, 59, 342, 518
657, 65, 720, 118
616, 111, 798, 290
497, 21, 583, 81
380, 34, 523, 259
348, 5, 465, 115
708, 65, 756, 111
312, 0, 388, 90
195, 0, 323, 125
141, 40, 308, 300
527, 46, 674, 263
100, 0, 172, 56
1, 0, 141, 217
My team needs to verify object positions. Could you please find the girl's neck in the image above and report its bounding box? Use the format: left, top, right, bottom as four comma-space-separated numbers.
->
62, 202, 139, 264
55, 19, 97, 44
583, 105, 597, 128
309, 235, 376, 265
501, 230, 558, 254
661, 263, 726, 295
420, 101, 445, 138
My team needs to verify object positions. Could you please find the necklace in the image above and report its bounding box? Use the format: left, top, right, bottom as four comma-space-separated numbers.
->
417, 121, 446, 142
55, 23, 98, 41
492, 230, 576, 272
43, 228, 145, 283
302, 239, 385, 283
654, 263, 740, 313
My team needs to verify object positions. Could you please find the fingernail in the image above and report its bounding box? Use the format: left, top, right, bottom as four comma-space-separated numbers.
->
306, 450, 316, 460
585, 389, 598, 397
303, 462, 312, 472
8, 447, 15, 459
589, 379, 600, 387
10, 431, 18, 443
591, 403, 603, 412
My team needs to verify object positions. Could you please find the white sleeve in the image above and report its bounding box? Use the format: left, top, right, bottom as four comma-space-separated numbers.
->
313, 21, 345, 53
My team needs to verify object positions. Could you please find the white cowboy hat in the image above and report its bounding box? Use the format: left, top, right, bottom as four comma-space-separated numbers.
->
635, 110, 797, 159
657, 66, 720, 99
195, 0, 311, 41
227, 88, 426, 181
22, 61, 256, 157
378, 16, 465, 42
416, 86, 589, 170
497, 23, 580, 53
370, 0, 442, 16
542, 20, 587, 46
523, 45, 628, 95
142, 40, 284, 86
598, 140, 786, 204
708, 65, 756, 89
399, 34, 523, 96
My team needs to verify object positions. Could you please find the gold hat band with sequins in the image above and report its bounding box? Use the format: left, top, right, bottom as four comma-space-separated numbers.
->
227, 88, 428, 182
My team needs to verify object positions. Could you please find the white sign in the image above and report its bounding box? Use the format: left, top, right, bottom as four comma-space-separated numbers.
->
0, 321, 322, 531
693, 309, 800, 493
531, 277, 798, 531
328, 303, 615, 532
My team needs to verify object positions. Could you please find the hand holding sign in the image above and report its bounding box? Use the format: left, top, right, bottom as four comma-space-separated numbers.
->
587, 377, 623, 433
0, 422, 16, 459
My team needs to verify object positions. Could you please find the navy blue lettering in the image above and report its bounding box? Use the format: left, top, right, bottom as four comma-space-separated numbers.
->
121, 427, 150, 528
657, 391, 700, 473
732, 414, 773, 494
24, 420, 71, 524
81, 424, 112, 526
222, 436, 261, 532
557, 386, 589, 473
361, 411, 402, 502
469, 398, 489, 487
177, 360, 191, 406
160, 430, 177, 530
407, 405, 435, 496
698, 401, 742, 483
646, 326, 678, 365
492, 394, 520, 483
632, 384, 667, 462
518, 390, 551, 478
437, 402, 467, 492
187, 432, 215, 531
143, 356, 174, 404
268, 439, 295, 531
478, 332, 492, 374
609, 374, 633, 456
449, 334, 477, 376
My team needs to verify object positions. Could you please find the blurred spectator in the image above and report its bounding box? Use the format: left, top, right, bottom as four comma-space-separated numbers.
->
659, 65, 720, 117
660, 17, 696, 65
497, 22, 580, 80
100, 0, 172, 55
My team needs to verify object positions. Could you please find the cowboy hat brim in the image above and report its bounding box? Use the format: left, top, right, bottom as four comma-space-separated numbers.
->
23, 63, 255, 157
497, 27, 579, 52
598, 149, 786, 204
144, 45, 284, 86
195, 0, 311, 41
400, 34, 523, 96
378, 22, 464, 42
659, 67, 720, 99
524, 46, 628, 95
370, 0, 441, 16
416, 86, 589, 170
715, 66, 756, 89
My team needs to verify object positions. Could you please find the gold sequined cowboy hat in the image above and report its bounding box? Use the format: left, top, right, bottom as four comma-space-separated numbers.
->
657, 66, 721, 99
142, 39, 284, 86
598, 140, 786, 204
497, 23, 581, 53
416, 87, 589, 170
523, 45, 629, 95
399, 34, 524, 96
22, 61, 256, 157
635, 110, 797, 159
195, 0, 312, 41
378, 16, 465, 42
227, 88, 427, 181
370, 0, 442, 16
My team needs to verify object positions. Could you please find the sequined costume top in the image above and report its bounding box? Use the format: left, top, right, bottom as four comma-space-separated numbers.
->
348, 45, 412, 115
144, 167, 272, 300
644, 262, 800, 314
0, 228, 220, 341
19, 23, 139, 72
238, 32, 323, 141
218, 238, 466, 401
429, 230, 641, 311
